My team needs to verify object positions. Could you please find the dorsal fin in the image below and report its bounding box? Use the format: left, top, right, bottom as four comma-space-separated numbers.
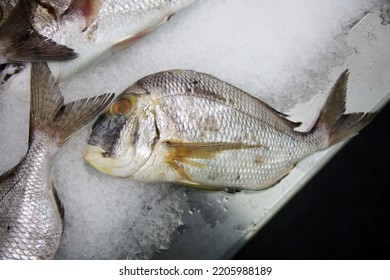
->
253, 97, 303, 129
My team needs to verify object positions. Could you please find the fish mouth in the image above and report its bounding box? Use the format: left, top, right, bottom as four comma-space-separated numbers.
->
84, 145, 111, 174
83, 144, 141, 178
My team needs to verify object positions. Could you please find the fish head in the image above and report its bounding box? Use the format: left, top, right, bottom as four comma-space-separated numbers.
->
84, 90, 157, 178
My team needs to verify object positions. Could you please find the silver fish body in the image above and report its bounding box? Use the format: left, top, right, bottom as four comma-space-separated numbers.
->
84, 70, 374, 192
33, 0, 198, 80
0, 63, 114, 259
0, 0, 197, 80
0, 132, 63, 259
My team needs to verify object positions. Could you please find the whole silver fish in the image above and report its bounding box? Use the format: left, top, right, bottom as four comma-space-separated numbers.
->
0, 63, 114, 259
0, 0, 198, 80
84, 70, 374, 192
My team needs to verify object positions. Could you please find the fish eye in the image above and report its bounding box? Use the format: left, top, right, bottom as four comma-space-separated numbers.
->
110, 99, 132, 115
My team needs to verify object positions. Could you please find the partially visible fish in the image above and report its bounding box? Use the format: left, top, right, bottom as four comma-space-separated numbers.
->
0, 0, 78, 64
84, 70, 375, 192
0, 0, 17, 27
0, 62, 24, 84
1, 0, 198, 80
0, 62, 114, 259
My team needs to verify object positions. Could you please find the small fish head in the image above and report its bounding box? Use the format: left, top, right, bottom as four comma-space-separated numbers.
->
84, 91, 156, 178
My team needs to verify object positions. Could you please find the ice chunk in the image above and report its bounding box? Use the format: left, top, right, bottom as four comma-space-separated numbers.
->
0, 0, 380, 259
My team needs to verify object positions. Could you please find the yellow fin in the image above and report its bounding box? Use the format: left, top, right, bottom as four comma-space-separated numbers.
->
165, 141, 263, 180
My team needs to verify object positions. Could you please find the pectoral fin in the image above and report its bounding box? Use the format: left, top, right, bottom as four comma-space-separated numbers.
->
165, 140, 263, 181
111, 14, 175, 51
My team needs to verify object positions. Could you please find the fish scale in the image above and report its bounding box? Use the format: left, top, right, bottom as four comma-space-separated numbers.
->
0, 133, 62, 259
85, 69, 375, 191
36, 0, 198, 80
141, 70, 302, 133
0, 0, 197, 80
155, 95, 304, 189
0, 63, 114, 259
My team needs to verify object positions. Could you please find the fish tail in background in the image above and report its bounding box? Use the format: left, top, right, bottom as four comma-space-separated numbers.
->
30, 62, 114, 145
313, 70, 376, 148
0, 63, 113, 259
0, 0, 78, 64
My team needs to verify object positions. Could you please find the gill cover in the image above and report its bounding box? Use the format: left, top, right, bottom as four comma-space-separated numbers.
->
84, 91, 159, 178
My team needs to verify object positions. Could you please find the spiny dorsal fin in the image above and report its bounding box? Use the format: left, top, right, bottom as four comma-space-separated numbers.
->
253, 97, 303, 129
0, 0, 78, 63
30, 62, 115, 145
200, 86, 303, 130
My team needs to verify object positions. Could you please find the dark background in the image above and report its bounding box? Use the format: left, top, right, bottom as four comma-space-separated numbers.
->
233, 103, 390, 259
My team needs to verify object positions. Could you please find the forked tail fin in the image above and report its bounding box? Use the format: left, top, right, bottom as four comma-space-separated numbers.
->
29, 62, 114, 145
314, 70, 375, 148
0, 0, 78, 63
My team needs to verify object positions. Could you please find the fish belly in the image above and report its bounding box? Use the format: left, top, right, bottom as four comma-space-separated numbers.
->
135, 142, 297, 191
